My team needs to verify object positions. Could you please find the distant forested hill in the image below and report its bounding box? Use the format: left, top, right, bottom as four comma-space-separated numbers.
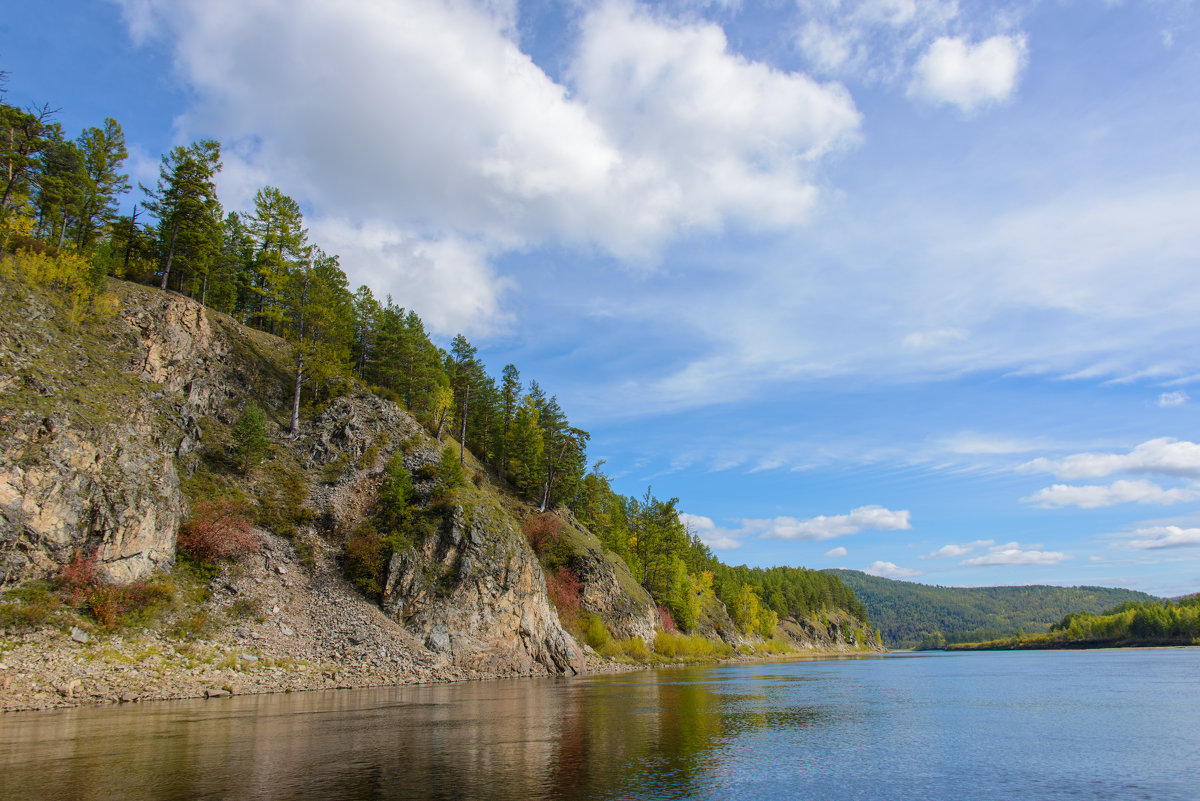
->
826, 570, 1158, 649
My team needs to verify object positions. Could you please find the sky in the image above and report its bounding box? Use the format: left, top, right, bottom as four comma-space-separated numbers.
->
5, 0, 1200, 597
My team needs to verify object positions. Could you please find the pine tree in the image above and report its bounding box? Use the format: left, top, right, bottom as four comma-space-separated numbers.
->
34, 129, 86, 249
141, 140, 222, 293
73, 118, 129, 251
0, 102, 56, 214
351, 285, 380, 379
507, 395, 545, 499
499, 364, 521, 473
281, 246, 353, 436
247, 185, 307, 333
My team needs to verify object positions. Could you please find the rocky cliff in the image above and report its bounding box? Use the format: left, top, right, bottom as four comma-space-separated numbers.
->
0, 277, 582, 678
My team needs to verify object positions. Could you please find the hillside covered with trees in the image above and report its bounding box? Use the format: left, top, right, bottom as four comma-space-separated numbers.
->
827, 569, 1157, 649
0, 76, 872, 654
948, 595, 1200, 650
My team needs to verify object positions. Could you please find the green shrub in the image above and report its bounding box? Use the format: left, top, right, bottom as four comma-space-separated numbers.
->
87, 581, 173, 629
254, 464, 309, 537
0, 581, 62, 630
233, 402, 269, 473
581, 613, 612, 651
343, 524, 385, 598
357, 444, 380, 469
438, 446, 464, 489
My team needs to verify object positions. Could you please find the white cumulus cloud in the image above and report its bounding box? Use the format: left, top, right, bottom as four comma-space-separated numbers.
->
751, 505, 912, 541
679, 512, 744, 550
909, 34, 1027, 112
960, 542, 1070, 567
1126, 526, 1200, 550
116, 0, 861, 333
824, 546, 849, 558
863, 560, 924, 579
922, 539, 994, 559
1158, 391, 1189, 408
1020, 438, 1200, 480
1022, 479, 1199, 509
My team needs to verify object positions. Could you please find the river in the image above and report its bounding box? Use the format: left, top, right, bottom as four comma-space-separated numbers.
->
1, 648, 1196, 800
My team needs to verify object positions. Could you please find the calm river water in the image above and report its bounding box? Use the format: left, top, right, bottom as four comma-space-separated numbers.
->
1, 648, 1197, 800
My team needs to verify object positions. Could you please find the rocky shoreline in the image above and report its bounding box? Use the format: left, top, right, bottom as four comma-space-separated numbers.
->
1, 526, 874, 713
0, 528, 648, 713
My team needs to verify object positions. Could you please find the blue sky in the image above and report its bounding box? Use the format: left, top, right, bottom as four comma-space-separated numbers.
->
6, 0, 1200, 596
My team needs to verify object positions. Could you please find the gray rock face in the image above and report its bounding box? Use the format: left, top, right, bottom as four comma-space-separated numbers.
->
563, 517, 660, 643
0, 288, 223, 584
382, 503, 584, 676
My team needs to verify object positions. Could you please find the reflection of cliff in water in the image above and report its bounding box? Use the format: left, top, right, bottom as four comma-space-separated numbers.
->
0, 669, 767, 801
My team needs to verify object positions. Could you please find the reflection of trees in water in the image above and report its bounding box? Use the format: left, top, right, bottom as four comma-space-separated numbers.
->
0, 671, 836, 801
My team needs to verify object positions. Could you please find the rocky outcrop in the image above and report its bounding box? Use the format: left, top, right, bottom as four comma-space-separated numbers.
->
0, 416, 184, 584
302, 392, 585, 675
0, 283, 226, 584
778, 612, 885, 652
124, 289, 231, 416
0, 279, 588, 680
559, 516, 660, 643
382, 501, 584, 676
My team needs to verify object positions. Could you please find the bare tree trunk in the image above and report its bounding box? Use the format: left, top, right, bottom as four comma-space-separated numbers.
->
290, 351, 303, 437
121, 204, 138, 275
459, 384, 468, 466
159, 218, 179, 291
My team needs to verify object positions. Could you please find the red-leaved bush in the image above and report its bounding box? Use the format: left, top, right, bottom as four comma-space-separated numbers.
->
87, 582, 171, 628
658, 605, 677, 633
58, 549, 102, 605
545, 565, 582, 617
177, 500, 258, 563
522, 514, 562, 557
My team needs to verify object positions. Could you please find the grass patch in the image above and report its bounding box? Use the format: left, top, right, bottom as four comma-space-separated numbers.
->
0, 580, 64, 630
754, 636, 793, 656
653, 630, 735, 661
599, 635, 651, 662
